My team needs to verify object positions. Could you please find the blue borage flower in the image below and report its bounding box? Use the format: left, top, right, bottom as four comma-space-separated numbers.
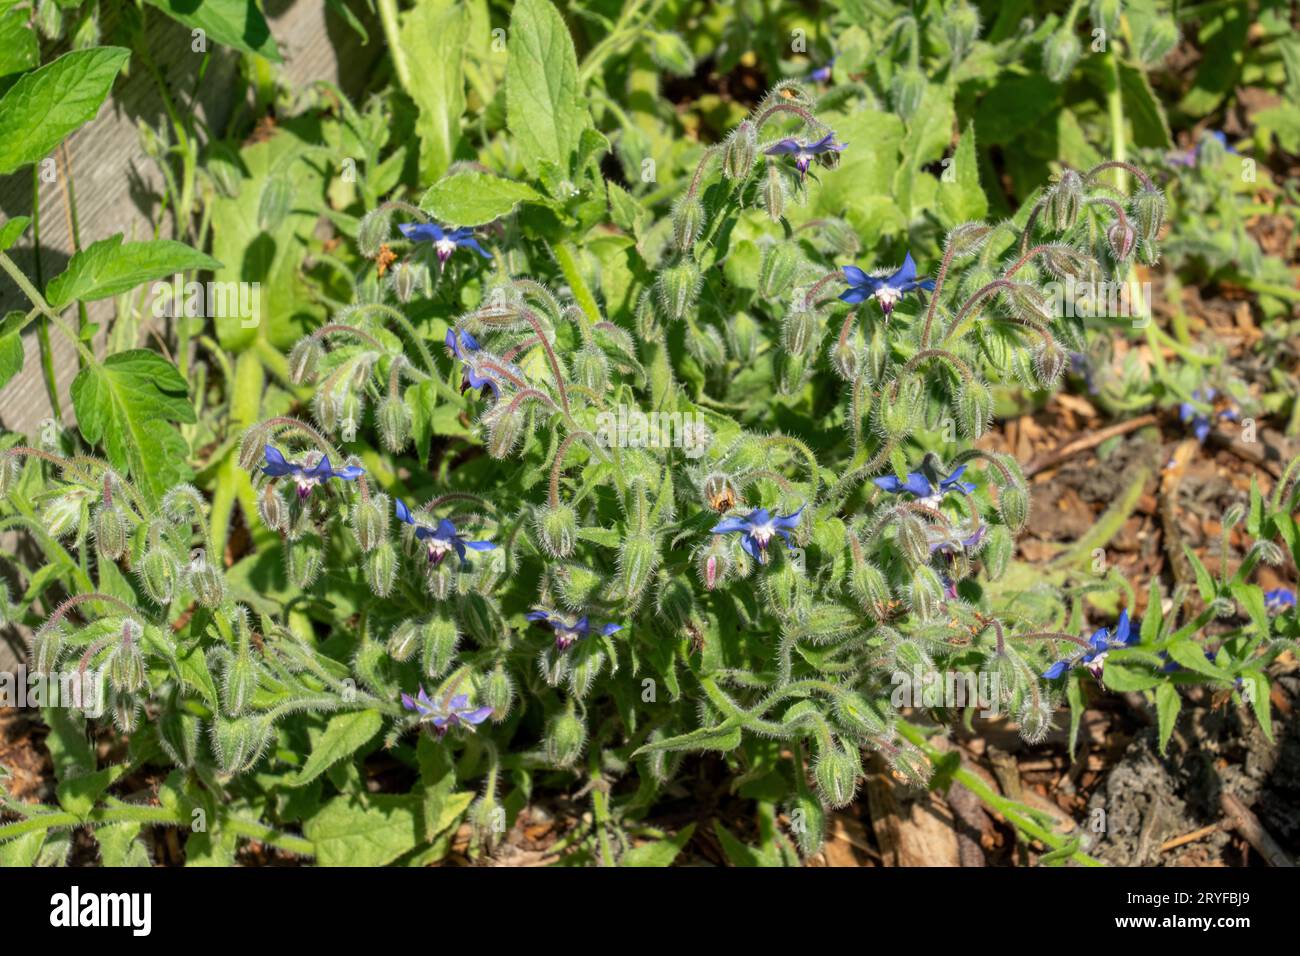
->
764, 131, 847, 179
1178, 386, 1238, 443
526, 610, 622, 651
262, 446, 364, 499
444, 328, 517, 398
1265, 588, 1296, 614
929, 522, 986, 555
711, 506, 803, 564
1168, 130, 1236, 168
398, 222, 492, 264
394, 499, 494, 566
1042, 609, 1139, 680
873, 463, 975, 507
807, 57, 836, 84
838, 251, 935, 315
400, 686, 492, 734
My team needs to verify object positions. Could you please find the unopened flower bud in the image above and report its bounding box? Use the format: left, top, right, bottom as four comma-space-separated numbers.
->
485, 406, 524, 460
159, 706, 201, 767
357, 206, 394, 258
849, 560, 893, 621
366, 540, 398, 597
1136, 17, 1178, 66
672, 195, 705, 252
907, 566, 948, 621
377, 396, 411, 453
1033, 339, 1067, 388
110, 620, 146, 694
760, 161, 786, 222
1091, 0, 1121, 36
573, 347, 609, 392
387, 619, 420, 662
656, 260, 701, 322
782, 303, 818, 356
482, 664, 515, 721
1042, 30, 1081, 83
0, 455, 22, 496
722, 121, 757, 180
288, 336, 324, 385
833, 691, 886, 739
618, 533, 658, 607
956, 379, 994, 439
1131, 185, 1166, 243
352, 495, 388, 553
94, 505, 128, 561
1106, 219, 1137, 263
30, 626, 63, 674
189, 553, 226, 608
983, 523, 1013, 580
210, 715, 269, 774
222, 649, 257, 715
896, 512, 930, 566
891, 68, 926, 121
545, 709, 587, 767
998, 484, 1030, 533
1047, 170, 1082, 232
285, 534, 323, 589
944, 3, 981, 61
421, 615, 460, 678
759, 242, 800, 299
813, 741, 862, 808
536, 503, 578, 558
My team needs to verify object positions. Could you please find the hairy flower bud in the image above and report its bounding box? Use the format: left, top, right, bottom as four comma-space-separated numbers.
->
1091, 0, 1121, 36
44, 491, 86, 539
286, 534, 323, 590
618, 533, 658, 607
421, 615, 460, 678
485, 406, 525, 460
671, 195, 705, 252
482, 664, 515, 721
876, 378, 922, 441
1106, 219, 1137, 263
545, 709, 587, 767
956, 379, 994, 439
891, 68, 926, 121
722, 121, 757, 180
387, 619, 420, 662
998, 484, 1030, 533
698, 536, 732, 591
110, 620, 146, 694
0, 454, 21, 496
656, 260, 701, 322
357, 206, 394, 258
222, 648, 257, 715
907, 566, 948, 621
1047, 170, 1082, 232
759, 161, 786, 222
895, 512, 931, 566
94, 505, 128, 562
573, 346, 609, 392
1131, 185, 1166, 244
944, 3, 981, 61
188, 552, 226, 608
983, 523, 1014, 580
30, 626, 63, 674
1002, 282, 1055, 324
377, 396, 411, 453
366, 540, 398, 597
782, 303, 818, 357
813, 740, 862, 808
258, 483, 288, 534
849, 559, 893, 621
288, 336, 324, 385
759, 242, 800, 299
352, 495, 389, 553
159, 705, 201, 767
1033, 339, 1067, 388
535, 503, 577, 558
1042, 30, 1081, 83
210, 715, 270, 774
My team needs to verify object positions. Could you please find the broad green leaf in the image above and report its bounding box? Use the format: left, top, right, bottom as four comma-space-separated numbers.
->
0, 215, 30, 251
144, 0, 281, 62
1229, 582, 1270, 638
0, 314, 21, 391
1100, 660, 1162, 692
1154, 682, 1180, 754
506, 0, 590, 177
1165, 640, 1230, 680
70, 349, 196, 501
303, 794, 423, 867
0, 11, 38, 78
0, 47, 130, 176
290, 709, 383, 787
56, 764, 128, 820
621, 823, 696, 867
95, 823, 151, 867
420, 170, 545, 227
634, 720, 742, 755
1118, 62, 1172, 149
45, 235, 220, 309
938, 123, 987, 227
1183, 544, 1216, 602
1177, 4, 1246, 117
712, 821, 770, 867
41, 708, 96, 783
401, 0, 468, 182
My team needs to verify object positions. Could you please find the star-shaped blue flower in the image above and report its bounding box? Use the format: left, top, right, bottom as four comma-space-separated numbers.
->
262, 446, 364, 500
1178, 387, 1238, 443
445, 327, 512, 398
1265, 588, 1296, 614
873, 464, 975, 504
1042, 609, 1139, 680
395, 499, 494, 566
526, 610, 622, 651
807, 57, 836, 83
929, 522, 987, 555
401, 686, 492, 734
398, 222, 492, 264
711, 506, 803, 564
765, 132, 847, 179
839, 252, 935, 315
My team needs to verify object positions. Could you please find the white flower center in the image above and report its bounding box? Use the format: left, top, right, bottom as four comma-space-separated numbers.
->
874, 287, 902, 310
750, 522, 776, 547
435, 238, 457, 259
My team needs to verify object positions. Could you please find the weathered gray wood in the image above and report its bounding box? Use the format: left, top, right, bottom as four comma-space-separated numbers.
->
0, 1, 381, 673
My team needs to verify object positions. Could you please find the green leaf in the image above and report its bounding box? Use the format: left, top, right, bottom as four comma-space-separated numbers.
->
56, 764, 128, 820
0, 10, 38, 79
1183, 544, 1216, 602
1229, 582, 1270, 638
144, 0, 281, 62
0, 315, 22, 391
1165, 640, 1230, 680
290, 710, 383, 787
401, 0, 468, 182
938, 123, 987, 227
1177, 4, 1246, 117
70, 349, 196, 501
1240, 670, 1273, 742
1154, 682, 1180, 754
712, 820, 771, 867
45, 234, 220, 309
420, 170, 546, 227
0, 47, 130, 176
621, 823, 696, 867
633, 720, 742, 755
0, 215, 30, 252
1117, 61, 1172, 149
505, 0, 590, 177
1100, 660, 1162, 692
303, 794, 424, 867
